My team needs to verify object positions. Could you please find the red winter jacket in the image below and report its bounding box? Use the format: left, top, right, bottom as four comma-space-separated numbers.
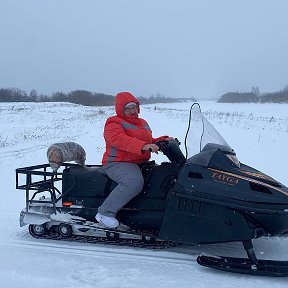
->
102, 92, 169, 165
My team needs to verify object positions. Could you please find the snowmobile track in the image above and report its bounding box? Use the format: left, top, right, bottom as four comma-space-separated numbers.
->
30, 229, 178, 249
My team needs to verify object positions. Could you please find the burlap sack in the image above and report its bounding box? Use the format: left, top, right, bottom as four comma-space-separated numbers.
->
47, 142, 86, 172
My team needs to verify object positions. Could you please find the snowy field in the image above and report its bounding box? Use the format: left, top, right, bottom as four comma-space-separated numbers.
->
0, 100, 288, 288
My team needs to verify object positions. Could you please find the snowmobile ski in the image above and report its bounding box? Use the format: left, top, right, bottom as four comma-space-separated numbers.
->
197, 255, 288, 277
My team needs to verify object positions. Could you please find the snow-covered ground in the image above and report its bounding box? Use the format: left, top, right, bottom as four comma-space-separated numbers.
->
0, 101, 288, 287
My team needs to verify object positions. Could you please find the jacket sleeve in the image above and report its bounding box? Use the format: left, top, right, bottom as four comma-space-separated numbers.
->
152, 135, 170, 143
104, 119, 147, 155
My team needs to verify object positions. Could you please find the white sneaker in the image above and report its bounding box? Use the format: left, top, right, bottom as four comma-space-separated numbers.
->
95, 213, 119, 229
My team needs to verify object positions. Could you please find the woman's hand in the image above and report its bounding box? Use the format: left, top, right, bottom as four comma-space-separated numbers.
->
142, 144, 159, 153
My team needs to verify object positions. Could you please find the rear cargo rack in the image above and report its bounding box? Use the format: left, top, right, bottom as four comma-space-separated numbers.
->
16, 163, 91, 213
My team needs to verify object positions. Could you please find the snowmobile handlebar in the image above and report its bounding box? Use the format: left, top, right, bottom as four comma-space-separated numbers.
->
153, 138, 186, 164
148, 138, 180, 152
155, 138, 180, 151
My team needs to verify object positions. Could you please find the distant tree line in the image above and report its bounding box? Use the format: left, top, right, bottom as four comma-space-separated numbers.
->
218, 85, 288, 103
0, 88, 115, 106
0, 88, 195, 106
52, 90, 115, 106
138, 93, 196, 104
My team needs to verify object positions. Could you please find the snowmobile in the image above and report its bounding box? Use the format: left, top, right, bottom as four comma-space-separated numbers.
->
17, 103, 288, 277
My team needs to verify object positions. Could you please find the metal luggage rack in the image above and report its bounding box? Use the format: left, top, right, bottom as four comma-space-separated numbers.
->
16, 163, 79, 212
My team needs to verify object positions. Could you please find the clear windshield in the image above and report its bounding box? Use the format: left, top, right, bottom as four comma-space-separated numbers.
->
185, 103, 231, 159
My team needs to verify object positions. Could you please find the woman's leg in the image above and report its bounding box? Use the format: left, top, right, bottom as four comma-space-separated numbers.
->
98, 162, 144, 217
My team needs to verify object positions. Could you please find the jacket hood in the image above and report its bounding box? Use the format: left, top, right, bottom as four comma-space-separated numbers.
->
115, 92, 140, 116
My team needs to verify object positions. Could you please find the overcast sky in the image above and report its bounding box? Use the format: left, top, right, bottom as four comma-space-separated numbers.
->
1, 0, 288, 99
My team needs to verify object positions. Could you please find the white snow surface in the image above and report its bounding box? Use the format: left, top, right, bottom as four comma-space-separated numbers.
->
0, 101, 288, 287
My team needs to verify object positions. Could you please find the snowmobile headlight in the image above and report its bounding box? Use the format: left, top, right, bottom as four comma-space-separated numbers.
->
226, 154, 240, 168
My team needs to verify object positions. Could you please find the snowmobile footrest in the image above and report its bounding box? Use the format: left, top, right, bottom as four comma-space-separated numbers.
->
197, 255, 288, 277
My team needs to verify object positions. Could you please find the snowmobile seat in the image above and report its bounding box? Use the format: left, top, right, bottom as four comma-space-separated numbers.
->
62, 161, 157, 199
62, 165, 111, 198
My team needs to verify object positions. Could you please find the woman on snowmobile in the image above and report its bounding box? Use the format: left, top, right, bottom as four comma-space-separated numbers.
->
96, 91, 172, 228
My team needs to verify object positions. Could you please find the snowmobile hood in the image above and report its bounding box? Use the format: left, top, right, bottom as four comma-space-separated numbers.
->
115, 92, 140, 117
188, 143, 236, 167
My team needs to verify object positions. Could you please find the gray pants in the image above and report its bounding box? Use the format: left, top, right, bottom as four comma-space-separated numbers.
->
98, 162, 144, 217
